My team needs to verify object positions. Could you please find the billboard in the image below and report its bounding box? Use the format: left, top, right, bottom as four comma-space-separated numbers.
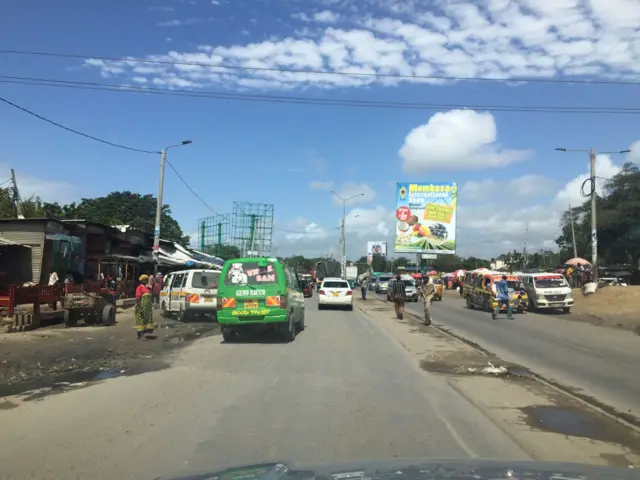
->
394, 182, 457, 255
366, 241, 387, 264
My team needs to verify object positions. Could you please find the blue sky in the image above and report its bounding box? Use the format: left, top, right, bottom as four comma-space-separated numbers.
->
1, 0, 639, 259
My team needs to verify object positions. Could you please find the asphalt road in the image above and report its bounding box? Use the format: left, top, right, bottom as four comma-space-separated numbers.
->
0, 295, 537, 480
382, 291, 640, 419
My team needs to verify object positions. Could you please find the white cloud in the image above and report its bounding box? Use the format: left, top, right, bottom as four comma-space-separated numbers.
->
314, 10, 341, 23
455, 149, 636, 258
277, 205, 394, 257
84, 1, 640, 90
1, 165, 77, 204
400, 110, 532, 171
157, 17, 215, 27
310, 180, 334, 190
462, 174, 554, 201
149, 5, 175, 12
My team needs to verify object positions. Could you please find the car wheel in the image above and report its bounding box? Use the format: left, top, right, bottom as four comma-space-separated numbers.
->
347, 304, 353, 311
161, 302, 169, 318
285, 316, 296, 342
298, 310, 305, 330
466, 296, 473, 309
562, 307, 571, 314
318, 303, 324, 310
222, 328, 236, 342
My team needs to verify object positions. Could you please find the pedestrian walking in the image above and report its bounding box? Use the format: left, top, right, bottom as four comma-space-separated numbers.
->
420, 276, 436, 325
360, 278, 368, 300
152, 272, 163, 308
135, 274, 154, 340
492, 274, 513, 320
391, 274, 406, 319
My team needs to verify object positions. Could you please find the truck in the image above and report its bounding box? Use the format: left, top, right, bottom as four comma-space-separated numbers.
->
346, 266, 358, 280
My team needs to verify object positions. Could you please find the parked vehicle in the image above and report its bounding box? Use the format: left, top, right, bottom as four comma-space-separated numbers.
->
318, 277, 353, 310
160, 269, 220, 321
216, 257, 305, 342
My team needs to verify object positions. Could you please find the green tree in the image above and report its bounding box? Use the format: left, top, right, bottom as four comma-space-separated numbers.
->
65, 192, 189, 245
0, 188, 15, 217
556, 162, 640, 266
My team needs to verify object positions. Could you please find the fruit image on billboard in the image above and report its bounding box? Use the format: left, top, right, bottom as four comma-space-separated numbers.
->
394, 182, 457, 255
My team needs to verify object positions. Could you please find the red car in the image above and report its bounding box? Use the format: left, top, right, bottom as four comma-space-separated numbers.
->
300, 280, 313, 298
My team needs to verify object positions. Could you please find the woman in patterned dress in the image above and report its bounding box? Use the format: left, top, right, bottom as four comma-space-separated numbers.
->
135, 274, 154, 339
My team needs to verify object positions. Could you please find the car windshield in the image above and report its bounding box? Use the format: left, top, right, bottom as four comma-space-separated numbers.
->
402, 280, 414, 287
507, 280, 524, 290
323, 281, 349, 288
222, 261, 278, 286
190, 271, 220, 289
534, 276, 568, 288
379, 276, 392, 282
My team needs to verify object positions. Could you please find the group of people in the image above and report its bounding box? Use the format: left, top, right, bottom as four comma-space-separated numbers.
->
561, 263, 590, 289
390, 274, 436, 325
360, 274, 436, 326
134, 272, 164, 340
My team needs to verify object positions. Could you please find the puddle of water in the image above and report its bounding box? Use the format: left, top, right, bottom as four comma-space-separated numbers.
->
521, 405, 640, 448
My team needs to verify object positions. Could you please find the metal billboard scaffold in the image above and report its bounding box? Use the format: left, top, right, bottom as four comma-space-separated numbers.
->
198, 213, 232, 256
231, 201, 275, 257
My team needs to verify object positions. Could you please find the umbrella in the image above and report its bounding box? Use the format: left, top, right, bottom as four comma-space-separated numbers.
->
565, 257, 591, 266
428, 270, 438, 276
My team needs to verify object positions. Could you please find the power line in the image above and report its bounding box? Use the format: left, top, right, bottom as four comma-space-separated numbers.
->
2, 48, 640, 86
0, 96, 159, 154
164, 157, 220, 216
2, 75, 639, 115
165, 158, 330, 236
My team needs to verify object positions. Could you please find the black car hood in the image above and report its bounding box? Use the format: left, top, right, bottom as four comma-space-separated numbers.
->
157, 458, 637, 480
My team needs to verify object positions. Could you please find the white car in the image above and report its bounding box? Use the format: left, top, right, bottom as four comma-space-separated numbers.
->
318, 278, 353, 310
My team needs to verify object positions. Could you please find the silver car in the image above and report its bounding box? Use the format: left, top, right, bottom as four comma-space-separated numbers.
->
387, 278, 419, 302
375, 275, 394, 293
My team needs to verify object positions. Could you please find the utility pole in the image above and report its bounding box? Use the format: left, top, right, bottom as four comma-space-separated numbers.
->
588, 147, 598, 281
555, 146, 631, 283
330, 190, 364, 278
523, 222, 529, 269
153, 140, 192, 274
10, 169, 24, 219
569, 204, 578, 258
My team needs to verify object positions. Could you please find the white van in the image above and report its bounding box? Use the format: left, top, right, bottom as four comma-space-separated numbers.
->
160, 269, 221, 321
517, 272, 573, 313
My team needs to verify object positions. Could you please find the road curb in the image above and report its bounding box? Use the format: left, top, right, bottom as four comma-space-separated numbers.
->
368, 293, 640, 434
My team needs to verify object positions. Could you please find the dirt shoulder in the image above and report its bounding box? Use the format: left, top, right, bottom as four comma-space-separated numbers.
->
355, 297, 640, 468
0, 307, 220, 400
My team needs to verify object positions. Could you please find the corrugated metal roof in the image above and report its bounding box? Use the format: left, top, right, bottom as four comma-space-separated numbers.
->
0, 236, 31, 248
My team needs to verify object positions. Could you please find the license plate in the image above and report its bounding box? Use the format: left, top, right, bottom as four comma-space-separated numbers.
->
204, 297, 213, 303
332, 291, 340, 297
244, 300, 258, 308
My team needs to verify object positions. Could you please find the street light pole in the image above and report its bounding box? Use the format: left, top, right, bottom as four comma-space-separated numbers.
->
330, 191, 364, 278
555, 147, 631, 283
153, 140, 193, 274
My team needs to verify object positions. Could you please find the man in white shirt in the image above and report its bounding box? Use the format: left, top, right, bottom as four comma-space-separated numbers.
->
48, 268, 59, 286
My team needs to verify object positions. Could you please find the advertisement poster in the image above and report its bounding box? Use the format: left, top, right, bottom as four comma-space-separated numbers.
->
366, 241, 387, 264
394, 182, 457, 255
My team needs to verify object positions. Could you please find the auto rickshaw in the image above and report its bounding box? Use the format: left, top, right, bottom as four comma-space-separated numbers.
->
429, 276, 445, 301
